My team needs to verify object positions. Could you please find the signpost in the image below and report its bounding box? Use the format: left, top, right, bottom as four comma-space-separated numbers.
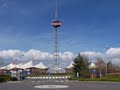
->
11, 71, 17, 77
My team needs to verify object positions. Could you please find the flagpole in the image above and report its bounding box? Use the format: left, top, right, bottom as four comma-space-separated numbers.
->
32, 54, 34, 74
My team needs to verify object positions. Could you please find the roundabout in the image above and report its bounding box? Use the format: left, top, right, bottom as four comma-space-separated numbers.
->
34, 85, 69, 89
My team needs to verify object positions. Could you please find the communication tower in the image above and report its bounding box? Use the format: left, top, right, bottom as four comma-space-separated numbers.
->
51, 0, 61, 73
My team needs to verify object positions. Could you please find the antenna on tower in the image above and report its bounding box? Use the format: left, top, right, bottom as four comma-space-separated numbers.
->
55, 0, 58, 20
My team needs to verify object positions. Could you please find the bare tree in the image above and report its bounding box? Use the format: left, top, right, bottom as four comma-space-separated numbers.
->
107, 61, 120, 73
95, 57, 106, 77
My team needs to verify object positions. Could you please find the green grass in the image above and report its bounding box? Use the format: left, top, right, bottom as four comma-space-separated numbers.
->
69, 75, 120, 82
79, 77, 120, 82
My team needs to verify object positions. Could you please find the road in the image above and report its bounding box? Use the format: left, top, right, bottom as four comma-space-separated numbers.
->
0, 79, 120, 90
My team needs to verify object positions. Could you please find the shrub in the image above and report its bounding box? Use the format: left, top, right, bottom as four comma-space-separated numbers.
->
106, 73, 120, 78
0, 75, 11, 81
4, 75, 11, 81
0, 77, 6, 83
69, 77, 77, 80
10, 77, 18, 81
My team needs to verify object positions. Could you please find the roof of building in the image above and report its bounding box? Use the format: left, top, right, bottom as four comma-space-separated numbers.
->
65, 62, 74, 69
16, 63, 22, 69
7, 63, 16, 70
22, 60, 33, 69
0, 65, 7, 69
88, 62, 97, 69
34, 62, 48, 69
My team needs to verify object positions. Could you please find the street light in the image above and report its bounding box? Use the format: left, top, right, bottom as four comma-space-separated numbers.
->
104, 46, 110, 75
19, 54, 24, 79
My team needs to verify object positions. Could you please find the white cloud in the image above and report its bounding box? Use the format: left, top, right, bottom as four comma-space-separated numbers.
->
80, 51, 103, 62
81, 51, 103, 58
0, 48, 120, 67
24, 49, 53, 61
59, 52, 75, 61
0, 49, 75, 66
106, 48, 120, 57
80, 48, 120, 66
0, 50, 23, 59
111, 58, 120, 65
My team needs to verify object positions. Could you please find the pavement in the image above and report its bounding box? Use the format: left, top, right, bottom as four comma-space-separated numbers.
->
0, 78, 120, 90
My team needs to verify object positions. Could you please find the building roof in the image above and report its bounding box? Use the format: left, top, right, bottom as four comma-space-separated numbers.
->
0, 65, 7, 69
88, 62, 97, 69
34, 62, 48, 69
16, 63, 22, 69
0, 61, 48, 70
7, 63, 16, 70
22, 60, 33, 69
65, 62, 74, 69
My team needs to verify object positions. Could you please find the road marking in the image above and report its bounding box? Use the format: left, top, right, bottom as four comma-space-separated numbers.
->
27, 76, 71, 80
34, 85, 69, 89
7, 81, 22, 83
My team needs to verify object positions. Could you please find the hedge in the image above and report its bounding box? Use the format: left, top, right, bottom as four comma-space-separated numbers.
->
0, 77, 6, 83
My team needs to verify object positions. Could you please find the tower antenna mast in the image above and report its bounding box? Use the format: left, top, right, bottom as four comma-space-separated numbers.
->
55, 0, 58, 20
51, 0, 61, 73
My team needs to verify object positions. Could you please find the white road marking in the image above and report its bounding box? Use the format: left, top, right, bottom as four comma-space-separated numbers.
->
34, 85, 69, 89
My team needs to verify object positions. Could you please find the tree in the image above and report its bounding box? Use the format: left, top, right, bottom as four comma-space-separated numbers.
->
107, 61, 113, 73
73, 54, 90, 78
95, 58, 106, 77
107, 61, 120, 73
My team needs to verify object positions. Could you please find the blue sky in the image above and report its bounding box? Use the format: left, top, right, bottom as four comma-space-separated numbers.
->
0, 0, 120, 54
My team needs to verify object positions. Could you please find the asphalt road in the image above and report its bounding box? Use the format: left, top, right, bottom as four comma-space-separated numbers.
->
0, 80, 120, 90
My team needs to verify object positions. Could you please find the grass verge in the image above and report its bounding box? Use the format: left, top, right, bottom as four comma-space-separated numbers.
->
69, 75, 120, 82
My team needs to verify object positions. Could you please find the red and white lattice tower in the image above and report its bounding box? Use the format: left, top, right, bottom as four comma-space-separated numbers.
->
51, 0, 61, 73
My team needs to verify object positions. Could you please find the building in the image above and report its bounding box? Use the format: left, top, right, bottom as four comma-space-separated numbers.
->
33, 62, 49, 74
65, 62, 74, 73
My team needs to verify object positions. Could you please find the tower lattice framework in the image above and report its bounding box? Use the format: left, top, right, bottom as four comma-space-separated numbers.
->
51, 0, 61, 73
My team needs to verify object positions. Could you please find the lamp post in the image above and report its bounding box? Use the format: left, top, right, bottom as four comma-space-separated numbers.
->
102, 54, 108, 76
20, 54, 24, 79
32, 53, 35, 74
104, 46, 110, 75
